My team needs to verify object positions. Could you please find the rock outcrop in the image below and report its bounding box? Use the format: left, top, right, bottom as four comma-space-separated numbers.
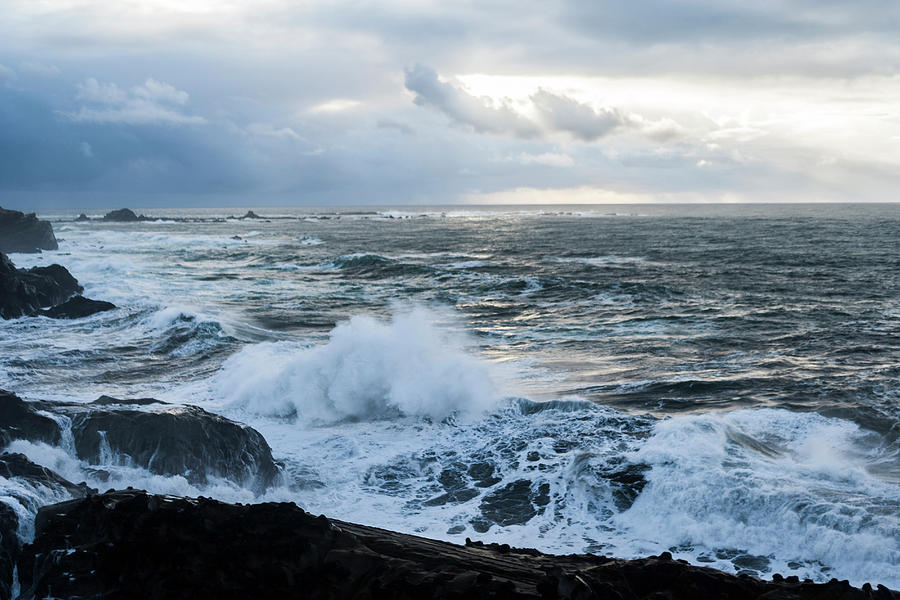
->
102, 208, 144, 222
0, 252, 115, 320
0, 390, 280, 494
0, 453, 96, 600
0, 390, 62, 448
0, 207, 57, 254
16, 490, 898, 600
38, 295, 116, 319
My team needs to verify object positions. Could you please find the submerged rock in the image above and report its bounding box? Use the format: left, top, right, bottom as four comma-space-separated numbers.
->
38, 295, 116, 319
17, 490, 899, 600
0, 207, 57, 254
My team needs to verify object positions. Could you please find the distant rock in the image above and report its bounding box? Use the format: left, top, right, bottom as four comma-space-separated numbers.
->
17, 490, 899, 600
0, 206, 58, 253
0, 252, 83, 319
75, 213, 90, 222
242, 210, 261, 219
102, 208, 141, 222
39, 295, 116, 319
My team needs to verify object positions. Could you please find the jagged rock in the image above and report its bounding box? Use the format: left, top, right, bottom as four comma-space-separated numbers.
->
0, 390, 61, 448
0, 453, 96, 499
0, 502, 17, 600
75, 213, 90, 222
241, 210, 260, 219
0, 252, 83, 319
0, 453, 96, 600
39, 295, 116, 319
102, 208, 140, 222
17, 490, 899, 600
0, 207, 57, 254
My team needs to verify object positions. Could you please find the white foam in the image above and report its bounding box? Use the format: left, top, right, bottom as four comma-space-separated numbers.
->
614, 409, 900, 586
211, 307, 498, 424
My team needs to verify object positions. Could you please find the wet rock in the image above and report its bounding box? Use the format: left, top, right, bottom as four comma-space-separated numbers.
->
0, 207, 57, 254
75, 213, 90, 222
0, 453, 96, 600
38, 295, 116, 319
480, 479, 540, 526
102, 208, 141, 222
44, 401, 281, 493
241, 210, 260, 219
18, 489, 899, 600
0, 390, 61, 448
0, 252, 83, 319
0, 502, 16, 600
0, 453, 96, 499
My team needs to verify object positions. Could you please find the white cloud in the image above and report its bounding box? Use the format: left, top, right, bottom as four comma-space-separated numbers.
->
80, 141, 94, 157
308, 98, 361, 113
514, 152, 575, 167
19, 61, 60, 76
66, 77, 205, 125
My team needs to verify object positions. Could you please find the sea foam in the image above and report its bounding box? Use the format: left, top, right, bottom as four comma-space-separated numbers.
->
212, 307, 497, 424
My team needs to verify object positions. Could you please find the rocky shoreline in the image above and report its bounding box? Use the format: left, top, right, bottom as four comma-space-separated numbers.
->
1, 208, 897, 598
5, 487, 895, 600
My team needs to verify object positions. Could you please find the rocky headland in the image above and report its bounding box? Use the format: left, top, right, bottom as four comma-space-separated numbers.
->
0, 208, 57, 254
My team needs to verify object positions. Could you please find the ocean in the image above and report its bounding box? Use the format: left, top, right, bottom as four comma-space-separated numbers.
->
1, 203, 898, 587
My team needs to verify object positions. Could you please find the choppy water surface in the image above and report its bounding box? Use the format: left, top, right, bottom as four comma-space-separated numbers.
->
2, 204, 898, 586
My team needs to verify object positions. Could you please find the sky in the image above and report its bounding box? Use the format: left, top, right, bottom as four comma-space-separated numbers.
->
1, 0, 899, 208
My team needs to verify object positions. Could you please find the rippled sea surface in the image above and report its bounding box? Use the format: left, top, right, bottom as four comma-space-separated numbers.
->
2, 204, 898, 587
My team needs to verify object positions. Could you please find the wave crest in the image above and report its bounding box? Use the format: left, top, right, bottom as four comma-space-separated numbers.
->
213, 308, 497, 424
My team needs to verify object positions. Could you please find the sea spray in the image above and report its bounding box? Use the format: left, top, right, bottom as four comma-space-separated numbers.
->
212, 307, 497, 423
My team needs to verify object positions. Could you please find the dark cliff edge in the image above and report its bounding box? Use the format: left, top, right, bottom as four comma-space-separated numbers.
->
0, 208, 57, 254
14, 490, 898, 600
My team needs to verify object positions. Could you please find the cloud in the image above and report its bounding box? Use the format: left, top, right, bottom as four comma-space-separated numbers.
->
404, 64, 541, 138
406, 65, 685, 144
531, 89, 625, 141
64, 78, 205, 125
19, 61, 60, 76
513, 152, 574, 167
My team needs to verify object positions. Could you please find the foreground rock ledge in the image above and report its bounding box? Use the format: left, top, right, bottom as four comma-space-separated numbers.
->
17, 491, 897, 600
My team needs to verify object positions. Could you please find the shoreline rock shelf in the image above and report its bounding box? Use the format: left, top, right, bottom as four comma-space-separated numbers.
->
11, 490, 898, 600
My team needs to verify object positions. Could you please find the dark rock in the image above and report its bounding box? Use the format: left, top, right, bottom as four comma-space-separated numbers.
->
0, 453, 96, 600
39, 295, 116, 319
102, 208, 139, 222
42, 401, 281, 493
18, 490, 899, 600
241, 210, 260, 219
0, 207, 57, 253
0, 390, 61, 448
90, 395, 168, 407
75, 213, 90, 222
0, 252, 83, 319
0, 453, 96, 499
0, 503, 17, 600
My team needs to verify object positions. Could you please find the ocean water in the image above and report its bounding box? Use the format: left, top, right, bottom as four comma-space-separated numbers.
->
1, 204, 898, 587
